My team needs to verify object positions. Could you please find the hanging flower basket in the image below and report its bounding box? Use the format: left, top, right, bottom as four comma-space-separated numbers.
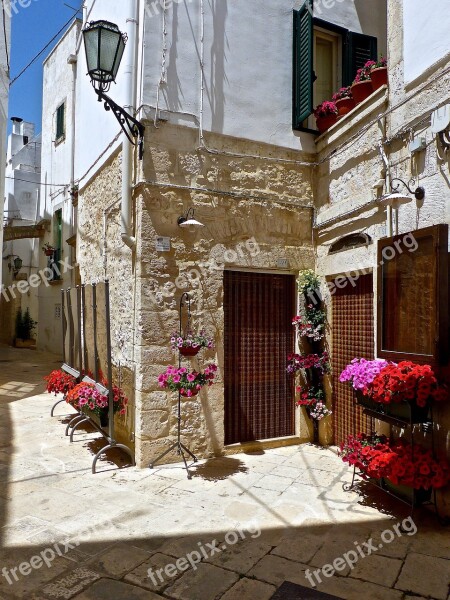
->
158, 364, 218, 396
180, 388, 199, 397
179, 346, 201, 357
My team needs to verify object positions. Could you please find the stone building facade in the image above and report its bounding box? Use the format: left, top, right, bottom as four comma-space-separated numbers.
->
39, 0, 450, 519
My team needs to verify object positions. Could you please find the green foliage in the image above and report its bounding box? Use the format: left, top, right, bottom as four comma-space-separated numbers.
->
298, 270, 320, 294
15, 308, 37, 341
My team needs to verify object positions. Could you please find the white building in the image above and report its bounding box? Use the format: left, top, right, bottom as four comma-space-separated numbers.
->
1, 119, 41, 342
0, 2, 10, 287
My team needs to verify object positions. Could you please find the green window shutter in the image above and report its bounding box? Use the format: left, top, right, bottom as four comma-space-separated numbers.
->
343, 32, 377, 87
56, 103, 65, 139
293, 1, 314, 129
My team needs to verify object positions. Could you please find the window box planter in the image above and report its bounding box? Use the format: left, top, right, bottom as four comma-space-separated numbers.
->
83, 408, 108, 428
351, 80, 373, 104
370, 67, 388, 91
354, 390, 429, 424
336, 97, 356, 116
381, 479, 432, 506
14, 338, 37, 349
316, 115, 337, 134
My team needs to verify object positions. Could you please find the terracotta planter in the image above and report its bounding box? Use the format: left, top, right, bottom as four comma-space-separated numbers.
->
180, 389, 200, 397
336, 97, 356, 116
315, 114, 337, 134
179, 346, 201, 357
44, 249, 55, 256
370, 67, 388, 91
351, 80, 373, 104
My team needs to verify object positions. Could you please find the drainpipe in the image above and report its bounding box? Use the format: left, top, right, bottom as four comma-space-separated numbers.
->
121, 0, 140, 249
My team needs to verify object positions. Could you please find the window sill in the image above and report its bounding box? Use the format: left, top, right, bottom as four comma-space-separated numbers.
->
315, 85, 388, 152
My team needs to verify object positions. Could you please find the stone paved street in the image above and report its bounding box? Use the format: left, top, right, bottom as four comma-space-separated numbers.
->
0, 346, 449, 600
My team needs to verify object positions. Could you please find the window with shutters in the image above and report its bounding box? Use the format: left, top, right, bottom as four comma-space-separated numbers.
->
293, 2, 378, 131
55, 102, 66, 142
377, 225, 449, 366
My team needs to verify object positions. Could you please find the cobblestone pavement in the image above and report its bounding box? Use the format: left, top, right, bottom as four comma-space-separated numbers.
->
0, 346, 449, 600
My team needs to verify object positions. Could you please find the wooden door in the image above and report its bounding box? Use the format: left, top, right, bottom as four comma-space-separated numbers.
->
224, 271, 295, 444
332, 273, 374, 444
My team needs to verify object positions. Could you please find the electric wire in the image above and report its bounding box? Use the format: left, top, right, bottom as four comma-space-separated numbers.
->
9, 14, 76, 87
1, 0, 9, 73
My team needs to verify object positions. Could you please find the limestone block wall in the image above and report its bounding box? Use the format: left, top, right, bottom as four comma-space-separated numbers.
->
132, 123, 316, 467
77, 151, 136, 449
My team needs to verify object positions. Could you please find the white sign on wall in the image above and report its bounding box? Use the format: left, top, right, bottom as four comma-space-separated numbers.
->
156, 237, 171, 252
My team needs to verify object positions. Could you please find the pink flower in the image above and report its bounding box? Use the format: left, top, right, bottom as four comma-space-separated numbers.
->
187, 373, 196, 382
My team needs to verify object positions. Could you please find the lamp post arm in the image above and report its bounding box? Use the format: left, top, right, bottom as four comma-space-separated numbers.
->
95, 89, 145, 159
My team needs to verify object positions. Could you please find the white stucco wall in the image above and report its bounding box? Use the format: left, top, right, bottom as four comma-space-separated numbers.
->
37, 21, 81, 352
403, 0, 450, 85
74, 0, 387, 179
0, 3, 10, 289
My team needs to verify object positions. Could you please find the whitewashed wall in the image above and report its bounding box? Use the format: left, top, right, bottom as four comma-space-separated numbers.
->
74, 0, 386, 179
0, 3, 10, 289
38, 21, 81, 352
403, 0, 450, 85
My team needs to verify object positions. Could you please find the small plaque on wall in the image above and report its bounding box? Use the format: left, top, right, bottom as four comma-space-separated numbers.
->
156, 237, 171, 252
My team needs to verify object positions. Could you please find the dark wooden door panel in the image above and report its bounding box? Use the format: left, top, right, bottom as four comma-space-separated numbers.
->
224, 271, 295, 444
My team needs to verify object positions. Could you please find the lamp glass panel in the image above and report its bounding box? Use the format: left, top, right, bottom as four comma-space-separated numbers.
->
98, 28, 123, 80
83, 26, 100, 76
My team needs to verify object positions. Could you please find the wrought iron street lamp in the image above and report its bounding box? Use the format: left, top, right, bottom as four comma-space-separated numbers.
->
82, 20, 145, 159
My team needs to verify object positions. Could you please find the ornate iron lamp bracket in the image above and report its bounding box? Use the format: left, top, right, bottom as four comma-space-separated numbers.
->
95, 88, 145, 160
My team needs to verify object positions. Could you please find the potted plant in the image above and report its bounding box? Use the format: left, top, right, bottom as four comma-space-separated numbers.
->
370, 56, 388, 90
170, 330, 214, 357
66, 382, 128, 427
42, 242, 56, 257
351, 61, 376, 104
158, 364, 218, 397
14, 308, 37, 348
44, 369, 77, 395
313, 100, 338, 133
332, 87, 355, 116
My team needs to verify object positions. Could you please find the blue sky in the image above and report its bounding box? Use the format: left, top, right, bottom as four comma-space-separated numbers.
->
8, 0, 82, 134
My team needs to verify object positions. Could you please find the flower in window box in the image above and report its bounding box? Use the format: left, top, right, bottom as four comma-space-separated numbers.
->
313, 100, 338, 134
332, 86, 356, 116
370, 56, 388, 90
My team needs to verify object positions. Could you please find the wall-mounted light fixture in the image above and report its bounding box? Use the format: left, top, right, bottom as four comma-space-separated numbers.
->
5, 255, 23, 278
82, 20, 145, 159
380, 177, 425, 208
177, 208, 204, 230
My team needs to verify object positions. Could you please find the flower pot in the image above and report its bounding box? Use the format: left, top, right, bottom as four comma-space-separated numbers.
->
355, 392, 429, 423
179, 346, 201, 357
14, 338, 36, 349
315, 115, 337, 134
83, 408, 109, 428
44, 249, 55, 256
381, 479, 432, 506
370, 67, 388, 91
351, 80, 373, 104
180, 389, 199, 397
336, 97, 356, 116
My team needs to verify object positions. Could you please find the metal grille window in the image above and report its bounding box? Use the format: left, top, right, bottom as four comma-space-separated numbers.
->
332, 273, 374, 445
